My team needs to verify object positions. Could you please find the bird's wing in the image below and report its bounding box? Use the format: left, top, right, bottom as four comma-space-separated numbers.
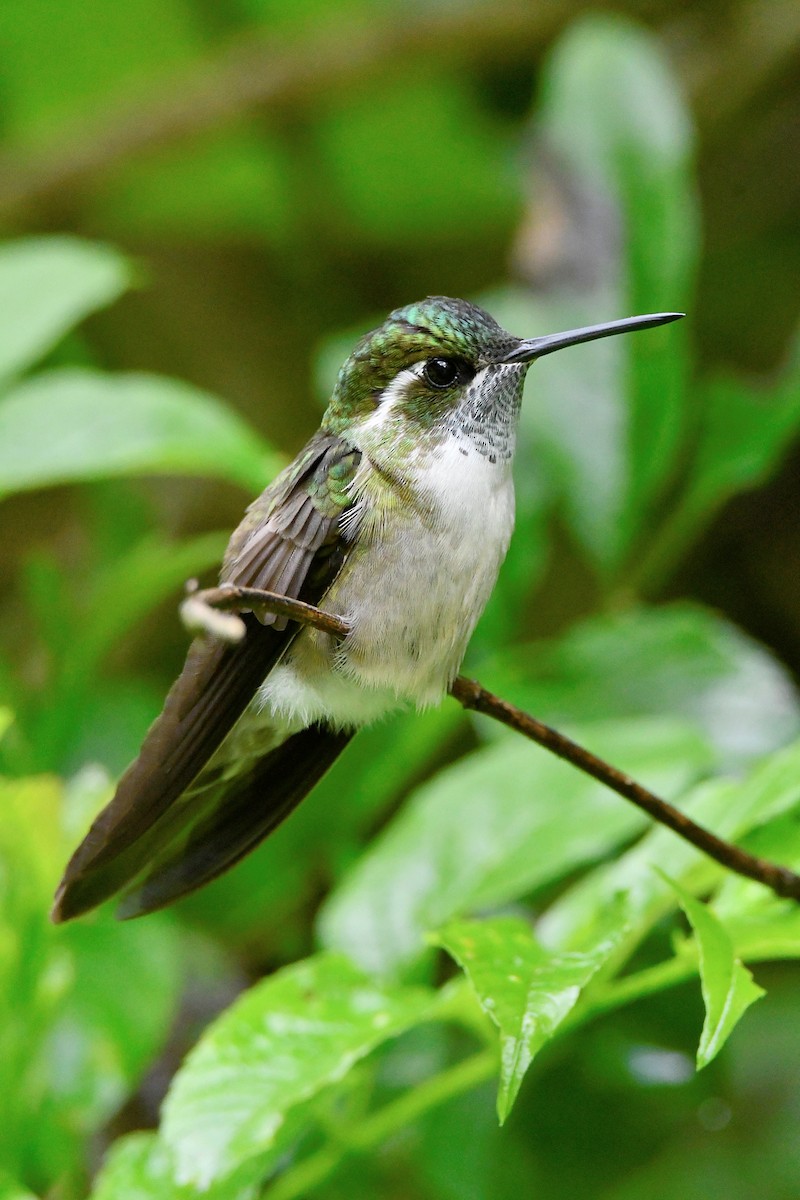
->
52, 431, 361, 922
117, 723, 354, 918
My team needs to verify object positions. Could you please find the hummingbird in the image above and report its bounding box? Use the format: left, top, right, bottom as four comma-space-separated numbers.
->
52, 297, 682, 922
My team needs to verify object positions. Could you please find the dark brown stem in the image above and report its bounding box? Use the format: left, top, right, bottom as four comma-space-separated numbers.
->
183, 583, 800, 903
449, 676, 800, 901
185, 583, 350, 640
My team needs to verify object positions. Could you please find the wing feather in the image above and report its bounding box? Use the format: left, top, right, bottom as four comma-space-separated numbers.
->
52, 430, 361, 922
117, 724, 354, 918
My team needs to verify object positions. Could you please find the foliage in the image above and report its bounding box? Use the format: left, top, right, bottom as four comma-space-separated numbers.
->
0, 9, 798, 1200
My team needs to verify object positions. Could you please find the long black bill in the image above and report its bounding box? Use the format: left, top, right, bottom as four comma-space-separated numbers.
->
502, 311, 684, 364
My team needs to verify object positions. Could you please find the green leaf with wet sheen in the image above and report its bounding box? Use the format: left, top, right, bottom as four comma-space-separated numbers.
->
319, 718, 711, 976
91, 1132, 262, 1200
434, 910, 627, 1121
532, 17, 696, 567
162, 953, 435, 1188
665, 876, 765, 1068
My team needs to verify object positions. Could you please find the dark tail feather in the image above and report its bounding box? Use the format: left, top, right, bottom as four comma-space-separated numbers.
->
51, 615, 292, 923
116, 723, 353, 919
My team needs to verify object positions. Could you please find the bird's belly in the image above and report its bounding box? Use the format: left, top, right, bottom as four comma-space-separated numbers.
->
258, 441, 515, 730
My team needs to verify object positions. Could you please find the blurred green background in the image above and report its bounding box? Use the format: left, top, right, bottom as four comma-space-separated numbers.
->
0, 1, 799, 1197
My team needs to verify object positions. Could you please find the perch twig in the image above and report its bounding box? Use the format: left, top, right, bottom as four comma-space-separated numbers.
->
181, 582, 800, 902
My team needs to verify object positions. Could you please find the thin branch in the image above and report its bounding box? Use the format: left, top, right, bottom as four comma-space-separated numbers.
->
449, 677, 800, 900
182, 583, 800, 903
181, 582, 349, 642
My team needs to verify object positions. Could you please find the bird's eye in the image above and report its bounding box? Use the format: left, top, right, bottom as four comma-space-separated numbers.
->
422, 357, 463, 389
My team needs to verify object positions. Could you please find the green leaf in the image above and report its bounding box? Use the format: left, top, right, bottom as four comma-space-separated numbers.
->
489, 287, 630, 572
0, 1174, 38, 1200
706, 812, 800, 965
539, 17, 696, 309
664, 876, 764, 1068
731, 900, 800, 968
0, 238, 132, 382
319, 718, 711, 976
0, 774, 183, 1182
531, 17, 697, 567
480, 603, 800, 771
638, 344, 800, 589
91, 1132, 261, 1200
161, 953, 435, 1188
92, 1134, 177, 1200
691, 343, 800, 506
434, 909, 627, 1122
52, 914, 183, 1125
0, 368, 281, 499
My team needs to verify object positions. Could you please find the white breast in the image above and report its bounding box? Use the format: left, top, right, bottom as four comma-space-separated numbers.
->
259, 434, 515, 730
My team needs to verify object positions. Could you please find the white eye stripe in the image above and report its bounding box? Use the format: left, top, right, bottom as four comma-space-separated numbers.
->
377, 362, 425, 412
358, 364, 418, 435
363, 357, 489, 438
